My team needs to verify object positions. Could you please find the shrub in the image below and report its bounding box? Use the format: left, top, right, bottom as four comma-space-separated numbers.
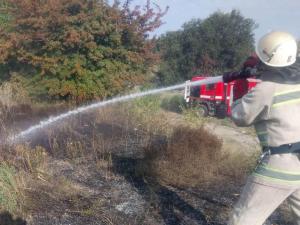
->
141, 125, 224, 188
161, 94, 186, 113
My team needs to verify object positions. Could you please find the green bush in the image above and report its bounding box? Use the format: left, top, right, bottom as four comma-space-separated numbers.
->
131, 95, 162, 116
161, 94, 186, 113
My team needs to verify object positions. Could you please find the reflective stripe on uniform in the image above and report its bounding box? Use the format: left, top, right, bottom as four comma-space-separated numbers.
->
272, 89, 300, 108
253, 163, 300, 183
274, 88, 300, 96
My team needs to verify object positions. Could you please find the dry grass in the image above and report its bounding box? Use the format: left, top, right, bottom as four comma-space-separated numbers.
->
9, 97, 246, 175
0, 78, 30, 109
110, 97, 258, 191
0, 94, 261, 224
139, 125, 224, 188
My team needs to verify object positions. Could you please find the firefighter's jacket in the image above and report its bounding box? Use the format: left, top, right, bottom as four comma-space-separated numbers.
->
231, 59, 300, 188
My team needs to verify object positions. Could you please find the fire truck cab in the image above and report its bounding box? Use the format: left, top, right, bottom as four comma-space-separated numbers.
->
184, 76, 258, 118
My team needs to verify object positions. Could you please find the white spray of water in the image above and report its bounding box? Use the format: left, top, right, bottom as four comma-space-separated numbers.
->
10, 76, 223, 143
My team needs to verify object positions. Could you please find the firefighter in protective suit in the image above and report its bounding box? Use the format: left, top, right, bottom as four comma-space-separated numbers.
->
224, 31, 300, 225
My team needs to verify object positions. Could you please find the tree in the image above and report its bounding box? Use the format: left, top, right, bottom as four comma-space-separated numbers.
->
157, 10, 257, 85
155, 31, 182, 84
0, 0, 167, 101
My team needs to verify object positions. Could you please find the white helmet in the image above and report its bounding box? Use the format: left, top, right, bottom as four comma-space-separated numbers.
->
256, 31, 298, 67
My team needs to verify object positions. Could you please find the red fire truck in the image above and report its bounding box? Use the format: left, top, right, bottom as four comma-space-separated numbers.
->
184, 76, 259, 118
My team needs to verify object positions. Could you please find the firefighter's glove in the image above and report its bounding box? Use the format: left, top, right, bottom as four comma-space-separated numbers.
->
243, 55, 260, 68
223, 55, 260, 83
240, 66, 257, 77
222, 71, 241, 83
223, 69, 256, 83
240, 55, 261, 77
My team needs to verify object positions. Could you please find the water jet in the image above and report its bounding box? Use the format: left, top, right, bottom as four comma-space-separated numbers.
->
9, 76, 223, 143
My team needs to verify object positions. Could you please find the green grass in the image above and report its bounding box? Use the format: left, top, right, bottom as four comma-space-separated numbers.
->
132, 95, 162, 114
0, 164, 20, 213
161, 94, 186, 113
181, 107, 208, 126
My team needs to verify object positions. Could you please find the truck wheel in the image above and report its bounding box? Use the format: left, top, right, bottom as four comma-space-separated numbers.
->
196, 104, 208, 117
216, 103, 227, 119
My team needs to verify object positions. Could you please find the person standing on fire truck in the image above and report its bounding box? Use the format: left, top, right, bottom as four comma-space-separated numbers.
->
223, 31, 300, 225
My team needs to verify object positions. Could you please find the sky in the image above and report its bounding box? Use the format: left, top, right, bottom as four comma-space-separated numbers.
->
121, 0, 300, 42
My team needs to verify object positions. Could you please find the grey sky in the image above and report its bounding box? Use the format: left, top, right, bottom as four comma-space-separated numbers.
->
127, 0, 300, 42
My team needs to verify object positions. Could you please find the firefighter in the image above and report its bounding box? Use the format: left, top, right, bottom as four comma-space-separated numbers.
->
224, 31, 300, 225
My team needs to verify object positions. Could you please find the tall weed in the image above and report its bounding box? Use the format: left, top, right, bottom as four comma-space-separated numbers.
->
0, 164, 22, 213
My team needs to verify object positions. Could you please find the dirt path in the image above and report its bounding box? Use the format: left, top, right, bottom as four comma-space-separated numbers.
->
204, 121, 260, 155
164, 111, 260, 155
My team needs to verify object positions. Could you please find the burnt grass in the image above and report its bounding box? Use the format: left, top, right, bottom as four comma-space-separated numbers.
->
0, 104, 292, 225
